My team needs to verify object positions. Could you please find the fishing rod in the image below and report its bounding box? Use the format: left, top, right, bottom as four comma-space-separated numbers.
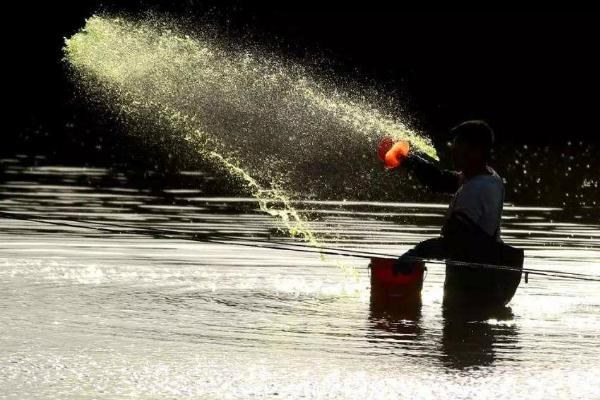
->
2, 211, 600, 282
215, 237, 600, 282
225, 236, 599, 280
2, 211, 598, 282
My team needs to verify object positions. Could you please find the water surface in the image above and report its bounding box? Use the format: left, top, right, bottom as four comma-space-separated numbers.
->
1, 159, 599, 399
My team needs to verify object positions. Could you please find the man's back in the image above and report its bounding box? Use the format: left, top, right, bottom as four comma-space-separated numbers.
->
448, 168, 504, 240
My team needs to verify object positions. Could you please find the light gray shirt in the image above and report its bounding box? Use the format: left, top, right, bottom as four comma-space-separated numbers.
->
447, 167, 505, 240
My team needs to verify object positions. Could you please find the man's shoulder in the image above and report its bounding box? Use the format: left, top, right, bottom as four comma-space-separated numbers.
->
461, 171, 504, 199
471, 168, 504, 187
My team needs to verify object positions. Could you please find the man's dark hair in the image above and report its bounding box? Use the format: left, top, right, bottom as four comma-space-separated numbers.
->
451, 120, 495, 160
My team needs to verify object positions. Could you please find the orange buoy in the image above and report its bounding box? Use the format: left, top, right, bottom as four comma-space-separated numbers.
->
384, 140, 410, 169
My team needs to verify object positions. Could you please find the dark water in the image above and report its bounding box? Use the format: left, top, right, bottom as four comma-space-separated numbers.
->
1, 157, 599, 399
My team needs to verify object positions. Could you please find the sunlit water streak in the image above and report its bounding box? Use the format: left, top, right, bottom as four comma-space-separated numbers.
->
62, 15, 441, 275
1, 163, 599, 399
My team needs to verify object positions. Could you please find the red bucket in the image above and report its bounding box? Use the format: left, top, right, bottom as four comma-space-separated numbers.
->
370, 257, 426, 303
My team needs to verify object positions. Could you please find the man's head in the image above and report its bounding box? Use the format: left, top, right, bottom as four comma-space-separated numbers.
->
450, 120, 494, 172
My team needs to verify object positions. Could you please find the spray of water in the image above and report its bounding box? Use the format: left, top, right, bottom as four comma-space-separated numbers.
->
63, 15, 438, 278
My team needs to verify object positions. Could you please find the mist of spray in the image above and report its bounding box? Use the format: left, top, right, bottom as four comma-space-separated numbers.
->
63, 15, 439, 278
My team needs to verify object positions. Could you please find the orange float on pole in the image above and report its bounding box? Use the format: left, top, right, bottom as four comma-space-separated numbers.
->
377, 137, 410, 169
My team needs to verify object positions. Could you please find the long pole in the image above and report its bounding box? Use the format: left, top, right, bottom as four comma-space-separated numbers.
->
2, 211, 599, 282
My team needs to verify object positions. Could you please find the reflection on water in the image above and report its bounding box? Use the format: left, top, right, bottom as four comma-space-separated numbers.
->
368, 299, 519, 371
368, 299, 424, 350
440, 306, 519, 370
1, 157, 600, 399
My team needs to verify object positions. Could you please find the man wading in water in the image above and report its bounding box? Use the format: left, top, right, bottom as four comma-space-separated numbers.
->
381, 120, 522, 306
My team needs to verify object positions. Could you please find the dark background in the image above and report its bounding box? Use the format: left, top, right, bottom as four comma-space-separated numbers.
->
4, 4, 599, 207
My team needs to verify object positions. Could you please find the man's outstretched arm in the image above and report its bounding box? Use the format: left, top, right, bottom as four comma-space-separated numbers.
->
404, 154, 461, 194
